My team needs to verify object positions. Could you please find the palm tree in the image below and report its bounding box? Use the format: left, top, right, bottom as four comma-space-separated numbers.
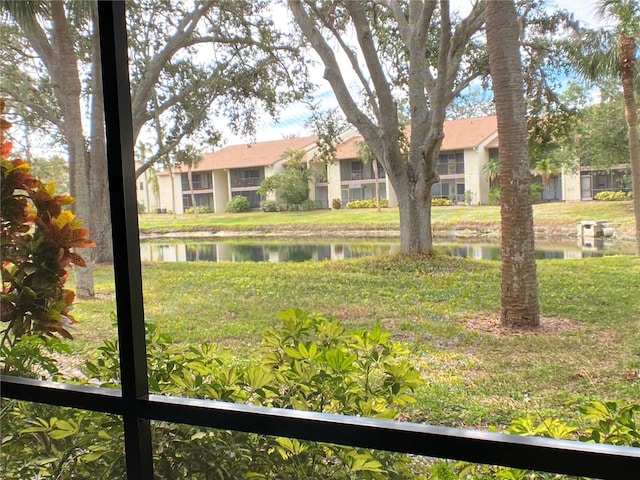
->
575, 0, 640, 254
355, 140, 381, 212
486, 0, 540, 327
483, 157, 500, 188
534, 158, 560, 188
147, 166, 161, 212
174, 145, 202, 218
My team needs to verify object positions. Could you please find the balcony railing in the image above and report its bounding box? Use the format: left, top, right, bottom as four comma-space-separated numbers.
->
436, 163, 464, 175
231, 177, 263, 188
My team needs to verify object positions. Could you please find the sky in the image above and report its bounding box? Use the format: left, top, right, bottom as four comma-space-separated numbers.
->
219, 0, 608, 147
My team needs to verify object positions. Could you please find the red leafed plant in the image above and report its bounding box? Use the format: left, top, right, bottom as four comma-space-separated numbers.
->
1, 99, 95, 350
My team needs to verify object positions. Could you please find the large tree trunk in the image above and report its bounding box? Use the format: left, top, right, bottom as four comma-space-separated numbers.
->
485, 0, 540, 327
88, 12, 113, 264
396, 186, 433, 253
50, 3, 95, 297
619, 35, 640, 255
372, 159, 381, 212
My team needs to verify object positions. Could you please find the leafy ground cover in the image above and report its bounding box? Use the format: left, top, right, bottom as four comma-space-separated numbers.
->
68, 253, 640, 429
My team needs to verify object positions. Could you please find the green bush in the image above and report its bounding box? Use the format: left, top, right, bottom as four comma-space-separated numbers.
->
184, 205, 212, 214
594, 190, 630, 201
488, 187, 501, 206
346, 198, 389, 209
530, 182, 544, 201
301, 198, 320, 211
225, 195, 251, 212
431, 198, 454, 206
3, 310, 422, 479
429, 400, 640, 479
261, 200, 279, 212
331, 198, 342, 209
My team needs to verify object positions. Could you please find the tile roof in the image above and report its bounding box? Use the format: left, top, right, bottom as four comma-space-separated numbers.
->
176, 136, 318, 172
335, 116, 498, 159
161, 116, 498, 173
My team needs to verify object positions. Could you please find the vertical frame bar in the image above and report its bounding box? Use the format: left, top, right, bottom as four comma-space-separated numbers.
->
96, 2, 154, 478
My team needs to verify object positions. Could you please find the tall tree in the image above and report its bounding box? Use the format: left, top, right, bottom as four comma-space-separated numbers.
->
258, 148, 310, 208
355, 140, 381, 211
485, 0, 540, 327
172, 145, 202, 218
2, 0, 309, 293
574, 0, 640, 254
1, 1, 101, 296
289, 0, 486, 253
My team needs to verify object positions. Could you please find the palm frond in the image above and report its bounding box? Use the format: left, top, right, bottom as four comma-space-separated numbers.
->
0, 0, 48, 25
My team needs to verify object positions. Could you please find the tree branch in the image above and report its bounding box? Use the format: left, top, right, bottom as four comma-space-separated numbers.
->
345, 2, 397, 131
307, 3, 379, 118
0, 84, 63, 130
288, 1, 379, 145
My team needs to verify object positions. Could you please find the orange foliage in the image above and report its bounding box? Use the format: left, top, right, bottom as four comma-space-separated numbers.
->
1, 100, 95, 345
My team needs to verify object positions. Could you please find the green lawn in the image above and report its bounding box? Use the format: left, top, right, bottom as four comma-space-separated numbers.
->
69, 253, 640, 429
138, 201, 636, 239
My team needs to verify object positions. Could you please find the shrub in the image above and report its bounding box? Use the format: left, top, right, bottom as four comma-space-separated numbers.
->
261, 200, 279, 212
594, 190, 630, 201
300, 198, 319, 211
346, 198, 389, 208
184, 205, 212, 214
1, 101, 94, 362
3, 310, 422, 479
530, 182, 544, 201
431, 197, 454, 206
331, 198, 342, 209
429, 400, 640, 479
225, 195, 250, 212
488, 187, 501, 205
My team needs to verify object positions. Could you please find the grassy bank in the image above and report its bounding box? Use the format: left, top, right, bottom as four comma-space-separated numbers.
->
70, 253, 640, 428
138, 201, 636, 239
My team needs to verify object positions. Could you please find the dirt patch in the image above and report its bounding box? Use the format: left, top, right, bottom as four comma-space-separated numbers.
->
463, 313, 583, 336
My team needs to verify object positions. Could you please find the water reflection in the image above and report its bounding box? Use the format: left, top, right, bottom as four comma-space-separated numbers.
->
140, 241, 395, 263
139, 237, 633, 263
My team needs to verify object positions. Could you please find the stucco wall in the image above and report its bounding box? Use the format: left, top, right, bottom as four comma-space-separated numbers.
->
562, 169, 581, 202
156, 173, 184, 214
212, 169, 230, 212
463, 147, 491, 205
327, 161, 343, 208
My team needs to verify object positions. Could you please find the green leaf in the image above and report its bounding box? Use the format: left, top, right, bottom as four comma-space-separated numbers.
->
245, 365, 275, 391
49, 428, 76, 440
82, 451, 104, 462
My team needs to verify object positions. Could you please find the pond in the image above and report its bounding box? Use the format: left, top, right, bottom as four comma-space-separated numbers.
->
139, 237, 635, 263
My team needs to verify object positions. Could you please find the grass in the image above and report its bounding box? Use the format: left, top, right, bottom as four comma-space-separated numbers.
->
68, 253, 640, 429
138, 201, 636, 238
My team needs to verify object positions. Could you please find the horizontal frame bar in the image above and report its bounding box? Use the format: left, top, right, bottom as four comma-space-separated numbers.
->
3, 376, 638, 479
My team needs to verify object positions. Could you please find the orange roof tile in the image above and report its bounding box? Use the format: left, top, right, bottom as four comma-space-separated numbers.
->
441, 116, 497, 150
336, 116, 498, 159
175, 136, 318, 173
335, 136, 363, 160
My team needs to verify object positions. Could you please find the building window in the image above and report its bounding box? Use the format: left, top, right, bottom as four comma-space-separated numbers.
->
351, 161, 363, 180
